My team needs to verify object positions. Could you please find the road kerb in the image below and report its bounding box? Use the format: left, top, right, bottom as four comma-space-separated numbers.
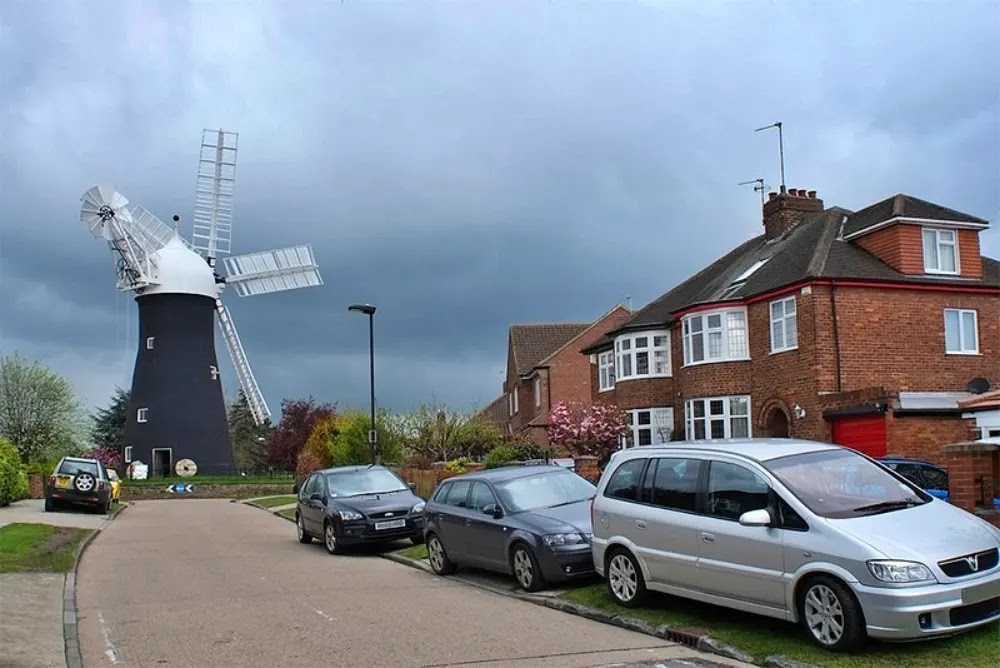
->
63, 503, 129, 668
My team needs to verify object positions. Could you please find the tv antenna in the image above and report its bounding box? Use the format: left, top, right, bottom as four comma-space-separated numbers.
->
754, 121, 786, 195
739, 178, 767, 207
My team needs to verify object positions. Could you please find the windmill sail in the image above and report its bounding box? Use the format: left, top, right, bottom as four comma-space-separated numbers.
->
222, 244, 322, 297
192, 129, 238, 260
215, 300, 270, 426
81, 186, 159, 291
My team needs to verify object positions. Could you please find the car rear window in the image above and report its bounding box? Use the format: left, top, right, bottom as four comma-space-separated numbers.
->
58, 460, 99, 476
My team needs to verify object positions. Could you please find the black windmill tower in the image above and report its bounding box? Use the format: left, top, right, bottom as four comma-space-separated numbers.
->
80, 129, 323, 477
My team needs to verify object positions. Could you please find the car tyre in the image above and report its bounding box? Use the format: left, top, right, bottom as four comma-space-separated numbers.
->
296, 514, 312, 544
44, 498, 54, 512
426, 533, 457, 575
410, 534, 425, 545
797, 575, 867, 652
511, 543, 546, 592
323, 520, 345, 555
606, 548, 647, 607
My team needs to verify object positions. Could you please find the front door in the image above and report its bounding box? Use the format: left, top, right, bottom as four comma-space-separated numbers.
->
695, 459, 786, 610
152, 448, 172, 478
463, 481, 508, 571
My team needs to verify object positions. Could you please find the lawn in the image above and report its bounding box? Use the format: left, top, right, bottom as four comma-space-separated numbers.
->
252, 495, 297, 508
0, 523, 93, 574
562, 583, 1000, 668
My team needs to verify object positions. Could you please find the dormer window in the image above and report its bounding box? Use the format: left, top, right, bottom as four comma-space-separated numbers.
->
922, 228, 958, 274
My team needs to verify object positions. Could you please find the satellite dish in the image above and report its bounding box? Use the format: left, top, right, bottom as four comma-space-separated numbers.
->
175, 459, 198, 477
967, 377, 991, 395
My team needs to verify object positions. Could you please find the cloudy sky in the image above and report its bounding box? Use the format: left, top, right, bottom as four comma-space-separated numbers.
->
1, 0, 998, 420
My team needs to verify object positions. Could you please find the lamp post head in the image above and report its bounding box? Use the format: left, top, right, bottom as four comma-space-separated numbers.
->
348, 303, 376, 316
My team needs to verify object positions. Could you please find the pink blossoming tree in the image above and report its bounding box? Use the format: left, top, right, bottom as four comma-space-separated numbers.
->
547, 401, 629, 459
84, 443, 121, 469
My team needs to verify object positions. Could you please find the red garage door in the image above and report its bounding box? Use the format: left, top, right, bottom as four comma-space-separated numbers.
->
830, 415, 887, 458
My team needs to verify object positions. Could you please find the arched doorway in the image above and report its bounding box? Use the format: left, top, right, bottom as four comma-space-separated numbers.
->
765, 406, 790, 437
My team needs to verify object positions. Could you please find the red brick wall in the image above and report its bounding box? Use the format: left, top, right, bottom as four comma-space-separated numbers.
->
942, 446, 999, 527
857, 225, 982, 279
886, 415, 979, 464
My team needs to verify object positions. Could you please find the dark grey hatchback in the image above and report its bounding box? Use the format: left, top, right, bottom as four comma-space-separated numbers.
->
423, 465, 596, 591
295, 465, 426, 554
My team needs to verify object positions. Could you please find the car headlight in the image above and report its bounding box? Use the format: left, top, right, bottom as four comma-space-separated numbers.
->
867, 560, 936, 583
411, 501, 426, 514
542, 533, 585, 547
338, 510, 364, 521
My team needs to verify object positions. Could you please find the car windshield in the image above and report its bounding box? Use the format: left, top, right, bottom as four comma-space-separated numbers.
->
58, 460, 99, 476
494, 469, 596, 514
325, 469, 408, 497
766, 448, 928, 519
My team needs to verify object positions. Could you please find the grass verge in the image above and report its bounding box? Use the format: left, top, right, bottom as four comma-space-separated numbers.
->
123, 475, 294, 487
252, 495, 297, 508
278, 507, 297, 520
0, 523, 93, 574
396, 543, 429, 560
562, 583, 1000, 668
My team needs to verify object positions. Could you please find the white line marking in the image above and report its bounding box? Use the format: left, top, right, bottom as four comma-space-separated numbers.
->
98, 611, 120, 664
313, 609, 336, 622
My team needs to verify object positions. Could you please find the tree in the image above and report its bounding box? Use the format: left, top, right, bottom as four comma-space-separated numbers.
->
393, 403, 502, 463
296, 413, 338, 475
84, 443, 121, 469
328, 409, 407, 466
91, 387, 129, 449
547, 401, 629, 459
0, 353, 89, 463
228, 390, 273, 472
0, 437, 30, 506
266, 397, 335, 472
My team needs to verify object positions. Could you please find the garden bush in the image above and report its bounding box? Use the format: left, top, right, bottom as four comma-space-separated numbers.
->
0, 437, 30, 506
443, 457, 474, 474
328, 411, 408, 466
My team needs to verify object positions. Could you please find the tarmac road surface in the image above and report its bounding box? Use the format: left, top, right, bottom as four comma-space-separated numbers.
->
75, 500, 751, 668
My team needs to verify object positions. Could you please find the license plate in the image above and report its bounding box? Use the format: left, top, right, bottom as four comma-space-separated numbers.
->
962, 577, 1000, 605
55, 476, 71, 489
375, 519, 406, 531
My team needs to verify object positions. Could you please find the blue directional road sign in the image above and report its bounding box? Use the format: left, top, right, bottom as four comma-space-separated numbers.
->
166, 483, 196, 494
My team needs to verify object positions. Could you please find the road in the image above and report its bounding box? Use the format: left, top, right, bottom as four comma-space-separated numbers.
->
75, 500, 748, 668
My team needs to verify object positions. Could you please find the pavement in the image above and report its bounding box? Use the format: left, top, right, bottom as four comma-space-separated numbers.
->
0, 499, 111, 530
75, 499, 753, 668
0, 572, 66, 668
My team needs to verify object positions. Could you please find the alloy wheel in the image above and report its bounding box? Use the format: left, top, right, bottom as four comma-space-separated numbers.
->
297, 516, 305, 540
325, 523, 337, 553
428, 537, 445, 572
608, 554, 638, 603
512, 548, 534, 589
75, 473, 95, 492
803, 584, 846, 647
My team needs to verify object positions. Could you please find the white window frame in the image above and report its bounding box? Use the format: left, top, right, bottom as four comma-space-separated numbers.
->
146, 336, 155, 349
598, 350, 616, 391
685, 396, 751, 440
623, 407, 674, 447
533, 376, 541, 408
614, 330, 671, 381
682, 308, 749, 366
944, 308, 978, 354
769, 296, 798, 353
124, 446, 133, 463
922, 227, 959, 275
136, 407, 148, 423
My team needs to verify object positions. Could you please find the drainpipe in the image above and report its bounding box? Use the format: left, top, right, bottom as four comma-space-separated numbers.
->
830, 279, 842, 392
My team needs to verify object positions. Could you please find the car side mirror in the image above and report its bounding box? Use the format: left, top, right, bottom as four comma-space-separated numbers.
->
738, 508, 772, 527
309, 492, 325, 504
408, 482, 416, 492
483, 503, 503, 518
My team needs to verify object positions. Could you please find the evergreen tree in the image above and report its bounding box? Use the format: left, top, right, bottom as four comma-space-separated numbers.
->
91, 387, 130, 447
228, 389, 272, 472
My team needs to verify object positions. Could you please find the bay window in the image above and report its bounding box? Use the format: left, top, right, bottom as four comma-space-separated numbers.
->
682, 308, 749, 365
685, 396, 751, 440
614, 330, 671, 381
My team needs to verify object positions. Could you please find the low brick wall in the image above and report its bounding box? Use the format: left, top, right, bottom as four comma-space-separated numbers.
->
121, 482, 293, 501
942, 441, 1000, 528
28, 474, 45, 499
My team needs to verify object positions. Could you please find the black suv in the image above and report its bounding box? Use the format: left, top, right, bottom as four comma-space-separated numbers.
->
295, 465, 426, 554
45, 456, 113, 514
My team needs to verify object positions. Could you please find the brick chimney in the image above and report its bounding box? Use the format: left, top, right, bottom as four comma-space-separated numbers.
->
762, 188, 824, 240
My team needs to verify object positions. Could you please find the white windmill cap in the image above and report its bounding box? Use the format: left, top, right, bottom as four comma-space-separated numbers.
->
141, 236, 222, 299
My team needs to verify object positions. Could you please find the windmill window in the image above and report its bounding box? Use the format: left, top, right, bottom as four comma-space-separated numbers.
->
146, 337, 155, 349
124, 446, 133, 463
137, 408, 148, 423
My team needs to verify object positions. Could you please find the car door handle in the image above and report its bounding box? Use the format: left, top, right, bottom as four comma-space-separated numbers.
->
635, 519, 646, 529
701, 533, 716, 544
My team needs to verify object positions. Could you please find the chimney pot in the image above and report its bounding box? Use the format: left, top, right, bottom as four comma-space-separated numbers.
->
807, 190, 817, 199
790, 189, 800, 197
768, 192, 778, 201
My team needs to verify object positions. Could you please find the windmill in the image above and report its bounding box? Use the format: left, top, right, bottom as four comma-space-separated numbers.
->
80, 129, 322, 477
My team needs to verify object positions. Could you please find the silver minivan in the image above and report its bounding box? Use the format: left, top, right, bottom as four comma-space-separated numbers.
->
590, 439, 1000, 652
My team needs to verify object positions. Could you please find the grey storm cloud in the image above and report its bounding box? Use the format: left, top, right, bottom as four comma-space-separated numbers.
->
1, 0, 998, 417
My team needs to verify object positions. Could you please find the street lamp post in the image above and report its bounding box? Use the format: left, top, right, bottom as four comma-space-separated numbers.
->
348, 303, 378, 464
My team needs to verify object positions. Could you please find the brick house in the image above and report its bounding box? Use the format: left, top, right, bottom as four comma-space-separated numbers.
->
582, 188, 999, 464
482, 306, 632, 445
